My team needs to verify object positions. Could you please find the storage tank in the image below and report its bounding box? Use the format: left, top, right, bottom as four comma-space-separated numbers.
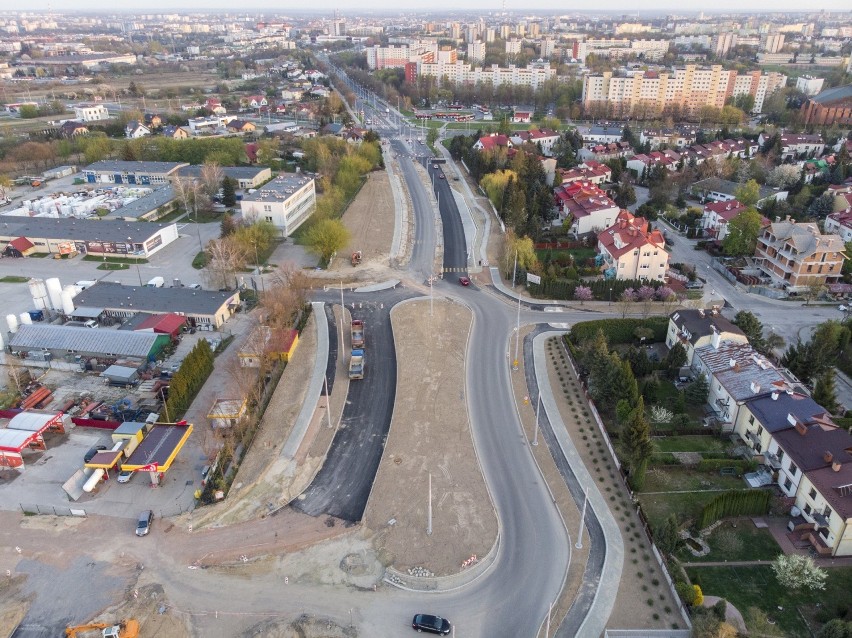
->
60, 289, 75, 316
6, 314, 18, 333
83, 468, 105, 493
28, 278, 49, 310
45, 278, 63, 310
19, 312, 32, 325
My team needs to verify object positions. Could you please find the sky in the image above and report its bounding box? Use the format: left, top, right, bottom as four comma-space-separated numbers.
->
4, 1, 852, 13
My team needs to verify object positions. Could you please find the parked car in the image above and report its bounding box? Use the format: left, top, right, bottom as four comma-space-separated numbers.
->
84, 445, 107, 463
412, 614, 451, 635
685, 281, 704, 290
117, 470, 133, 483
135, 510, 153, 537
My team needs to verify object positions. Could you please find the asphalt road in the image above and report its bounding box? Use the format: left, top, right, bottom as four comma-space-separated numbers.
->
389, 138, 436, 280
292, 287, 412, 522
423, 159, 469, 276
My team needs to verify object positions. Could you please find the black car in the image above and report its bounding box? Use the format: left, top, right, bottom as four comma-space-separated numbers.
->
84, 445, 107, 463
412, 614, 451, 635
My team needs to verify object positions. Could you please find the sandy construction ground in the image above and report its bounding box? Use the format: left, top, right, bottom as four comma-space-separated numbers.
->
331, 172, 396, 272
364, 299, 497, 576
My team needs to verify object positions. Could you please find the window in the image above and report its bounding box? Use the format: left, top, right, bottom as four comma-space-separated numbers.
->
824, 507, 832, 521
777, 449, 784, 463
784, 477, 792, 490
804, 503, 812, 515
263, 204, 272, 212
809, 488, 817, 500
790, 462, 798, 476
757, 425, 763, 436
265, 216, 273, 223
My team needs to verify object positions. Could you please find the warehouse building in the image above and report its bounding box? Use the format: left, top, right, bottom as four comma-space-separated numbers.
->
104, 186, 178, 221
176, 165, 272, 189
82, 161, 188, 185
0, 217, 179, 258
8, 324, 169, 364
72, 282, 241, 329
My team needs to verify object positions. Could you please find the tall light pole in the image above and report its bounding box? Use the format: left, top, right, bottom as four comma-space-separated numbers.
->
339, 282, 345, 356
533, 392, 541, 446
513, 288, 521, 370
575, 486, 589, 549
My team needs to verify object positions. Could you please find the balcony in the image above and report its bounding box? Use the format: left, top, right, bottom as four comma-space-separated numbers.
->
764, 451, 783, 470
745, 430, 761, 447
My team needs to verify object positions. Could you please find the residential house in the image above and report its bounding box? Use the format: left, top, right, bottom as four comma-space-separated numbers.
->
691, 177, 788, 208
701, 200, 752, 241
510, 129, 561, 156
143, 113, 162, 129
773, 423, 852, 556
758, 132, 825, 161
473, 133, 513, 153
321, 122, 345, 137
828, 183, 852, 212
596, 210, 668, 281
73, 103, 109, 122
310, 86, 331, 99
204, 99, 227, 115
578, 125, 623, 145
691, 341, 788, 430
640, 127, 698, 150
226, 119, 257, 134
511, 111, 532, 123
576, 142, 633, 163
665, 308, 748, 365
59, 121, 89, 138
627, 149, 681, 180
558, 160, 611, 186
801, 159, 831, 184
824, 209, 852, 242
244, 95, 268, 109
553, 181, 620, 234
161, 125, 189, 140
344, 128, 368, 145
754, 219, 846, 291
124, 121, 151, 139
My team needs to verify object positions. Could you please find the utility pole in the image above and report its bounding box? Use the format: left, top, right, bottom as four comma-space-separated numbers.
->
339, 282, 345, 357
324, 375, 332, 429
533, 393, 541, 446
576, 486, 589, 549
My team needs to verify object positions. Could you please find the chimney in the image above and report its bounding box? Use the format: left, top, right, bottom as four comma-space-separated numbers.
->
729, 358, 737, 368
795, 421, 808, 436
823, 451, 833, 464
711, 327, 721, 349
833, 461, 842, 472
750, 381, 761, 394
771, 391, 779, 401
775, 216, 781, 223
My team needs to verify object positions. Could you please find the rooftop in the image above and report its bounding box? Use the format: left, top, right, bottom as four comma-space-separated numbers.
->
668, 309, 745, 345
104, 186, 176, 220
176, 166, 269, 181
744, 391, 836, 434
8, 324, 165, 358
73, 282, 239, 317
693, 177, 780, 201
774, 424, 852, 472
240, 174, 314, 203
811, 84, 852, 104
83, 160, 188, 175
0, 216, 175, 243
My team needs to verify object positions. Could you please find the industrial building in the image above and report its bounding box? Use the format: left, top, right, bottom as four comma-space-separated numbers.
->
175, 165, 272, 189
7, 324, 169, 365
239, 173, 316, 237
72, 281, 241, 329
82, 161, 189, 185
104, 186, 178, 221
0, 216, 179, 258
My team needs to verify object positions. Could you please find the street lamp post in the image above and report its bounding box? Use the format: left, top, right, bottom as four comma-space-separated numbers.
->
609, 287, 613, 305
575, 486, 589, 549
533, 392, 541, 446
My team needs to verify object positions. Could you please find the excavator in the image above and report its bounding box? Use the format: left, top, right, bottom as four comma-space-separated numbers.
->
65, 619, 139, 638
350, 251, 362, 266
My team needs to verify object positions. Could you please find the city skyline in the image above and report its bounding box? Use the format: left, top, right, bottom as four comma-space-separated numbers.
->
3, 2, 852, 13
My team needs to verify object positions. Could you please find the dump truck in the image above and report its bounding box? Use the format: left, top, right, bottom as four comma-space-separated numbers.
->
349, 349, 364, 380
351, 320, 365, 349
351, 251, 362, 266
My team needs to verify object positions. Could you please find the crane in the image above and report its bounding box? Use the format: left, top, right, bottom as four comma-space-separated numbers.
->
65, 619, 139, 638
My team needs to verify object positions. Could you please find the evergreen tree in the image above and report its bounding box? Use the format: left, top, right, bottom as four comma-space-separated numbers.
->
622, 397, 653, 490
655, 514, 680, 554
220, 213, 236, 238
221, 176, 237, 207
812, 369, 840, 415
685, 375, 710, 405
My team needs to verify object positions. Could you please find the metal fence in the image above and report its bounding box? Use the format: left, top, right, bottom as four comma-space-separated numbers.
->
20, 503, 86, 517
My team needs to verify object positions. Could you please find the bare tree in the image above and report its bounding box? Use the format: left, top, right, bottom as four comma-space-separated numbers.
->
172, 176, 201, 220
203, 237, 248, 290
199, 161, 224, 200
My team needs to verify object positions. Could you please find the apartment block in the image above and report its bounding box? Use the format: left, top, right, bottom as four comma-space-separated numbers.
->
419, 62, 554, 89
754, 219, 846, 291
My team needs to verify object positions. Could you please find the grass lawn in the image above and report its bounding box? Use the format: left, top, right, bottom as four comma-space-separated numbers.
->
638, 490, 719, 530
186, 211, 223, 224
642, 467, 746, 494
653, 435, 728, 454
675, 520, 781, 563
97, 263, 129, 271
154, 209, 188, 224
653, 379, 705, 421
686, 565, 852, 637
83, 255, 148, 265
536, 247, 597, 263
0, 276, 29, 283
192, 252, 209, 270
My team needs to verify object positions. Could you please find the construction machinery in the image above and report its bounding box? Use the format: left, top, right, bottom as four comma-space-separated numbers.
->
350, 251, 362, 266
66, 619, 139, 638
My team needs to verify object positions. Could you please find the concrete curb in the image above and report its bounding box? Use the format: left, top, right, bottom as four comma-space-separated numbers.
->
490, 267, 562, 306
354, 280, 400, 293
280, 301, 330, 460
533, 331, 624, 638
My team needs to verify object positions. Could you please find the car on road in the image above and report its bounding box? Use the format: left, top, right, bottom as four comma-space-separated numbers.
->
438, 174, 445, 179
135, 510, 153, 537
458, 276, 470, 286
117, 470, 133, 483
412, 614, 451, 635
84, 445, 107, 463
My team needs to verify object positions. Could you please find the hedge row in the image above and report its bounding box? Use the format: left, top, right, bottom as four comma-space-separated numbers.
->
165, 339, 215, 421
530, 277, 668, 302
569, 317, 669, 345
697, 489, 771, 530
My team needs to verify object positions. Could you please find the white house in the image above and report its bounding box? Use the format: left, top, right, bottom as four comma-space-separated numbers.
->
240, 174, 316, 237
824, 209, 852, 242
74, 103, 110, 122
124, 121, 151, 139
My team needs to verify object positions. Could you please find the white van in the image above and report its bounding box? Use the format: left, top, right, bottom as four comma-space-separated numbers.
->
146, 277, 164, 288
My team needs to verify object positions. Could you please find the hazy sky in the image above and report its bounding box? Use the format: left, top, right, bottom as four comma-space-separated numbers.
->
5, 1, 852, 13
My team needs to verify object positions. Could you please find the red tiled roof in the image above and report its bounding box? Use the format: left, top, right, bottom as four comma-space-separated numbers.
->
135, 313, 187, 335
703, 200, 748, 221
9, 237, 33, 252
597, 210, 665, 260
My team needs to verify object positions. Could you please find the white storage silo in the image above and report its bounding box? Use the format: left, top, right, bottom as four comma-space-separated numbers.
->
19, 312, 32, 325
45, 278, 63, 310
61, 289, 76, 316
29, 278, 49, 310
6, 314, 18, 333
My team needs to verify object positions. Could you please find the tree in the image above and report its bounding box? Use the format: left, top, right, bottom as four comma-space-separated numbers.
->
663, 343, 687, 377
221, 176, 237, 207
771, 554, 827, 592
502, 230, 538, 277
427, 127, 439, 147
199, 162, 224, 201
733, 310, 767, 352
734, 179, 761, 208
817, 620, 852, 638
812, 369, 840, 415
613, 176, 637, 208
0, 174, 12, 202
220, 213, 237, 238
685, 374, 710, 404
655, 514, 680, 554
204, 237, 247, 290
622, 397, 653, 490
722, 208, 763, 256
173, 176, 202, 220
305, 218, 350, 264
573, 285, 592, 304
766, 164, 803, 189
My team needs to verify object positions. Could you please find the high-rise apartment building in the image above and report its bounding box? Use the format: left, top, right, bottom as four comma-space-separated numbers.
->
582, 66, 787, 117
762, 33, 785, 53
467, 41, 486, 64
506, 39, 522, 55
711, 32, 737, 57
419, 62, 555, 89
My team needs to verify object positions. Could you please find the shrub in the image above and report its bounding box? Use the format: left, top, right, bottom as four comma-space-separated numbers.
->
675, 581, 696, 606
569, 317, 669, 345
697, 489, 771, 529
693, 584, 704, 606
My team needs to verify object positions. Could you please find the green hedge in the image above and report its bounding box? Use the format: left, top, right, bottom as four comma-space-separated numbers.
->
696, 489, 771, 529
165, 339, 215, 421
569, 317, 669, 345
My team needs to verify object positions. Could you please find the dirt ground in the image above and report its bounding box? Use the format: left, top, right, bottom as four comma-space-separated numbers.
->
331, 172, 396, 272
364, 299, 497, 576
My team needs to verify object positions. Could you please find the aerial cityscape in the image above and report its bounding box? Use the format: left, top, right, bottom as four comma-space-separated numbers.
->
0, 6, 851, 638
